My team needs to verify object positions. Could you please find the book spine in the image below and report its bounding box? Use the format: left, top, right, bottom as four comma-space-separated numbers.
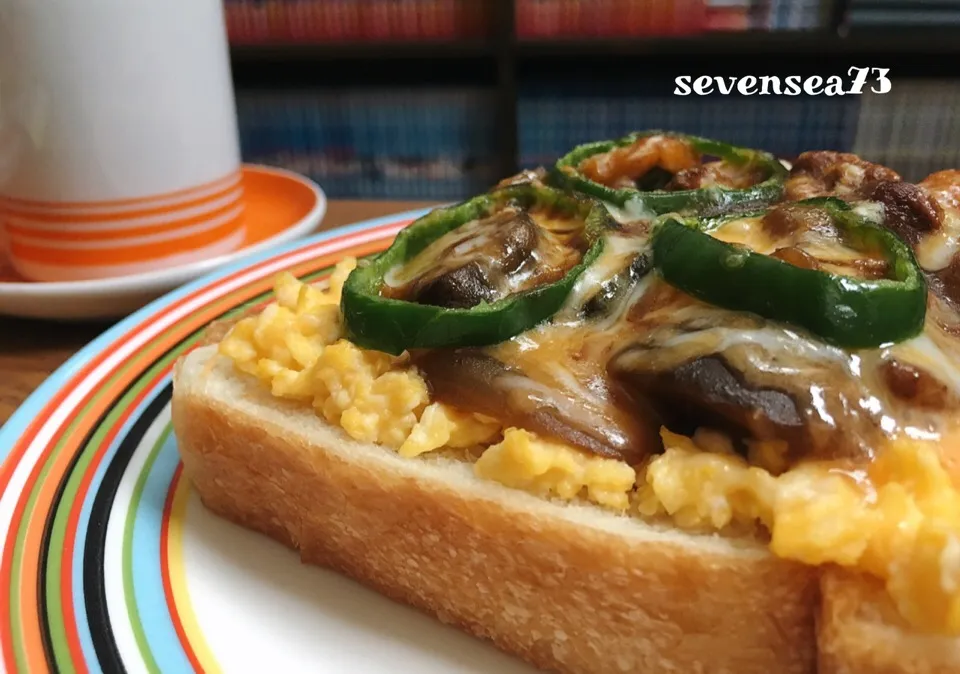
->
516, 81, 862, 167
234, 87, 498, 200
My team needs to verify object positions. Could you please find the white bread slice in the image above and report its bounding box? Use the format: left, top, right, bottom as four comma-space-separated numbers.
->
171, 345, 822, 673
817, 568, 960, 674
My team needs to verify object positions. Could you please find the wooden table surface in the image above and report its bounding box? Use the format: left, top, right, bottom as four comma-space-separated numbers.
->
0, 199, 438, 424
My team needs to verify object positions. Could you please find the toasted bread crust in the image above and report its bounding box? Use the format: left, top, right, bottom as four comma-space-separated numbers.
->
171, 347, 819, 674
817, 569, 960, 674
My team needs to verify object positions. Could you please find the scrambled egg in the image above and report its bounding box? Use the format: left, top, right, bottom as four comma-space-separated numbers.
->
639, 429, 960, 634
219, 260, 635, 508
219, 261, 960, 635
475, 428, 636, 510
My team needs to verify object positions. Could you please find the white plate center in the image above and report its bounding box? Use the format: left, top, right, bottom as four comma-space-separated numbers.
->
182, 492, 537, 673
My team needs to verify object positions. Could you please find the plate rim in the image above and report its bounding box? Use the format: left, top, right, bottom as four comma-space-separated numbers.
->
0, 163, 328, 298
0, 205, 435, 465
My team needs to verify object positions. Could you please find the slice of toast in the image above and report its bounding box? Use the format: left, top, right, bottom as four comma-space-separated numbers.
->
818, 568, 960, 674
171, 345, 819, 673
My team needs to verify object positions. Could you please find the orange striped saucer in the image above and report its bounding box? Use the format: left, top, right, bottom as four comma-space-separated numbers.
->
0, 164, 326, 321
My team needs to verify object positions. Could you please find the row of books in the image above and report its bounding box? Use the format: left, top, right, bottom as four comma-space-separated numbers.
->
516, 0, 826, 35
516, 77, 859, 166
846, 0, 960, 27
224, 0, 490, 43
236, 89, 499, 199
222, 0, 828, 44
519, 82, 960, 180
235, 80, 960, 199
237, 89, 496, 160
759, 0, 826, 30
516, 0, 704, 36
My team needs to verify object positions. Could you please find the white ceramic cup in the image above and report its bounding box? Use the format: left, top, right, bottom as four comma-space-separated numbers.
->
0, 0, 245, 282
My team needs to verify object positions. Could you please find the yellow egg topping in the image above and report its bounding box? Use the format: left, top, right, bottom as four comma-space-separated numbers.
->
641, 429, 960, 634
218, 261, 960, 636
475, 428, 637, 510
219, 260, 636, 509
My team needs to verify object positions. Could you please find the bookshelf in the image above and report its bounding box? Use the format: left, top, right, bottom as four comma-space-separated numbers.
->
227, 0, 960, 191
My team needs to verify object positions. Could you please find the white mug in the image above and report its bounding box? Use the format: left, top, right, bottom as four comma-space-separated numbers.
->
0, 0, 245, 282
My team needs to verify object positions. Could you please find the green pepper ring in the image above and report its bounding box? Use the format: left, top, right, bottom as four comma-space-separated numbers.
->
651, 198, 928, 349
341, 184, 615, 356
552, 130, 788, 217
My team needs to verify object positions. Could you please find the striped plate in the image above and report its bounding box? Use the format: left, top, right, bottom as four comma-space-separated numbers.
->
0, 210, 534, 674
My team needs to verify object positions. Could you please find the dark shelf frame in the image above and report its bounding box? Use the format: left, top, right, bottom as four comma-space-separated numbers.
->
518, 28, 960, 57
228, 0, 960, 177
493, 0, 519, 178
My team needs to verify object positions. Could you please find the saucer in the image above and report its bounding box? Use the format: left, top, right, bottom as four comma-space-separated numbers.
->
0, 164, 327, 321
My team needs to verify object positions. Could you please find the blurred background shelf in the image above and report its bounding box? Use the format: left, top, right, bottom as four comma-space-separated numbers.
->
230, 39, 497, 62
225, 0, 960, 199
229, 28, 960, 62
514, 28, 960, 56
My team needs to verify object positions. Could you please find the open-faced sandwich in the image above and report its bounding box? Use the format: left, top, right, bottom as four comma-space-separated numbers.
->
171, 131, 960, 673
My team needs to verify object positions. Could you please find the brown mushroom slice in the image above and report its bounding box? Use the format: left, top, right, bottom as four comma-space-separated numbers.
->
608, 352, 805, 452
909, 170, 960, 307
498, 212, 541, 274
666, 161, 768, 192
401, 211, 542, 309
413, 261, 498, 309
783, 151, 902, 201
752, 203, 888, 279
928, 260, 960, 310
414, 349, 657, 465
880, 358, 956, 410
762, 203, 838, 239
861, 180, 943, 248
606, 337, 884, 466
770, 246, 821, 270
495, 167, 548, 189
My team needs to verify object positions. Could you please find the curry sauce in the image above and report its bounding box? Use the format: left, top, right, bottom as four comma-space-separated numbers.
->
218, 148, 960, 636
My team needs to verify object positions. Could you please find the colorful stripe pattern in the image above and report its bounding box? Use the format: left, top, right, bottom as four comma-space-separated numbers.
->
0, 172, 245, 281
0, 209, 425, 673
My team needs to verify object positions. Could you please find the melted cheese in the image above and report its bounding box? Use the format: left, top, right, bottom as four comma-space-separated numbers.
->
383, 206, 582, 298
853, 201, 885, 224
217, 186, 960, 636
916, 170, 960, 271
604, 198, 659, 225
383, 218, 487, 288
555, 232, 651, 322
655, 323, 853, 367
712, 212, 886, 277
891, 334, 960, 399
917, 230, 960, 271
